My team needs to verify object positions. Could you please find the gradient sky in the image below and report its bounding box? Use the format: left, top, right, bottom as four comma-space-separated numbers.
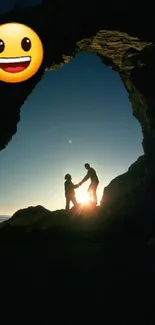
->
0, 0, 42, 13
0, 1, 143, 215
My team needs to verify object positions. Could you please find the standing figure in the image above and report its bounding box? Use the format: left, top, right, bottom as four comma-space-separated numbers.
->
79, 163, 99, 206
64, 173, 79, 210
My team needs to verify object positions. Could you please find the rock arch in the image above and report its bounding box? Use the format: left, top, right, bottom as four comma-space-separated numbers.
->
0, 2, 154, 171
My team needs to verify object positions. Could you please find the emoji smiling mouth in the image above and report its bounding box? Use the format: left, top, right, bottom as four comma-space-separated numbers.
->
0, 56, 31, 73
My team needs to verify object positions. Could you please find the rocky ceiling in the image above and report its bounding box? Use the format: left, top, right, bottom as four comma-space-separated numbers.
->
0, 1, 154, 166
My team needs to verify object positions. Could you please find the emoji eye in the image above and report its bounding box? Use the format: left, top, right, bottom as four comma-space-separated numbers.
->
0, 39, 5, 53
21, 37, 31, 51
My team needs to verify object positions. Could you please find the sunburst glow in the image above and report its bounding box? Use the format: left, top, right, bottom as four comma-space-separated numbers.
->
76, 188, 89, 203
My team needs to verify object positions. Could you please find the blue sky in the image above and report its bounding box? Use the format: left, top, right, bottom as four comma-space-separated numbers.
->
0, 52, 143, 215
0, 1, 143, 215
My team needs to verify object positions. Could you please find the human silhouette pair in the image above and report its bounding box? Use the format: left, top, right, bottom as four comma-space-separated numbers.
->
64, 163, 99, 210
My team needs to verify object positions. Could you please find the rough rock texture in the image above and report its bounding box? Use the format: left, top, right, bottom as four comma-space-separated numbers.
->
101, 154, 148, 206
0, 1, 155, 165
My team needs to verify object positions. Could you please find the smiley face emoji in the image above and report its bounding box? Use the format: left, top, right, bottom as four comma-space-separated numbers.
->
0, 22, 44, 83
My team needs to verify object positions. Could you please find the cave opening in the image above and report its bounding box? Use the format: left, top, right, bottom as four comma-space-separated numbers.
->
0, 5, 154, 325
0, 52, 143, 215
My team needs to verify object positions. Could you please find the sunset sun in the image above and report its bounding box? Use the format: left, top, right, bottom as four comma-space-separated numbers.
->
76, 188, 90, 204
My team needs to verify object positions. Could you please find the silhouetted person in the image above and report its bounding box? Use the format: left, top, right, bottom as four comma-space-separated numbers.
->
64, 174, 79, 210
79, 163, 99, 205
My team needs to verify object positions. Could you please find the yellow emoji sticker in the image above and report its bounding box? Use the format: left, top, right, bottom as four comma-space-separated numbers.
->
0, 22, 44, 83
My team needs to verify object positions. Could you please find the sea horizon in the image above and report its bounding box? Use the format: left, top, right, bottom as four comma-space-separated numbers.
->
0, 215, 11, 222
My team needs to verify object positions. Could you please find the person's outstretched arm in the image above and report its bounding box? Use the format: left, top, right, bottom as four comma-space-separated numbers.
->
73, 183, 79, 189
79, 171, 90, 185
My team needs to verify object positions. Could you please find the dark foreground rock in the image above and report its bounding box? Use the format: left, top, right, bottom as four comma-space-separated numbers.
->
0, 202, 155, 325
